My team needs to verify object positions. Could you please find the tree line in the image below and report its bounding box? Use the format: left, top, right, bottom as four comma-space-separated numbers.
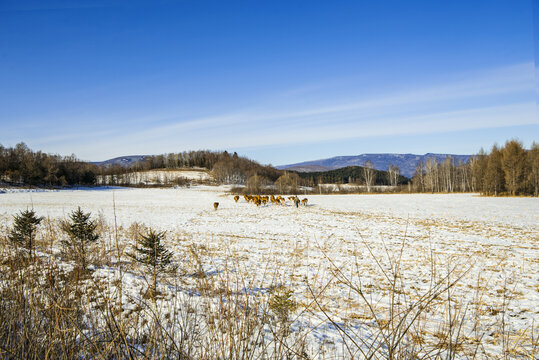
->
411, 140, 538, 196
0, 144, 283, 187
296, 164, 409, 187
2, 140, 537, 196
0, 143, 98, 186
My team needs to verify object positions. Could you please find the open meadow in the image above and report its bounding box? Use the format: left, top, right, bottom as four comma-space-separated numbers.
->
0, 187, 537, 359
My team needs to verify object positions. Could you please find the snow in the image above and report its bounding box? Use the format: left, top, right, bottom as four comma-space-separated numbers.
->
0, 187, 537, 358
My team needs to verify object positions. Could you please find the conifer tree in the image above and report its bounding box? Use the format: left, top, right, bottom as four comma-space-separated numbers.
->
470, 149, 488, 193
501, 140, 526, 196
9, 209, 43, 259
484, 145, 505, 195
129, 229, 173, 295
61, 207, 99, 270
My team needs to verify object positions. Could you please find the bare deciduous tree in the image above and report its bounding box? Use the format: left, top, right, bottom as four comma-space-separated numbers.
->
413, 160, 425, 192
274, 172, 299, 194
363, 160, 375, 192
387, 164, 400, 187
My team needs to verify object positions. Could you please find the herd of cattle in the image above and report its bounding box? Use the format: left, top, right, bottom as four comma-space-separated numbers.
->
213, 195, 308, 210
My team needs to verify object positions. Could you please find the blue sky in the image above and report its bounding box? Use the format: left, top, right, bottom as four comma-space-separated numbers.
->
1, 0, 537, 165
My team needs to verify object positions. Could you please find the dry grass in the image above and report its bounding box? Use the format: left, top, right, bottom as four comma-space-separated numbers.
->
0, 212, 537, 359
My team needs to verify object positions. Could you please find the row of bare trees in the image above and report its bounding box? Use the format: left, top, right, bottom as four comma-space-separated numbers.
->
412, 140, 538, 196
243, 171, 315, 195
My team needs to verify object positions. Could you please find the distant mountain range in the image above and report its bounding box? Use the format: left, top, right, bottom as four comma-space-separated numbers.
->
92, 155, 147, 167
277, 153, 472, 178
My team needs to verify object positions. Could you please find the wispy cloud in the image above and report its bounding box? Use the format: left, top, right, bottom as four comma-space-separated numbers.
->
22, 62, 537, 160
117, 62, 534, 140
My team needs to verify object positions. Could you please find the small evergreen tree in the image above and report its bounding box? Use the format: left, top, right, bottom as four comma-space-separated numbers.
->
269, 286, 297, 336
8, 209, 43, 259
129, 229, 173, 296
61, 207, 99, 270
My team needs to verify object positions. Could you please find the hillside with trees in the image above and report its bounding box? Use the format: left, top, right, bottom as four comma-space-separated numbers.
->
98, 150, 282, 186
0, 144, 282, 188
0, 143, 98, 186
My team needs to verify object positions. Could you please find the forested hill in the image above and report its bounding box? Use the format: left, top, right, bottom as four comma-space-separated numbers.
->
295, 166, 409, 186
0, 144, 282, 187
92, 155, 147, 167
278, 153, 471, 178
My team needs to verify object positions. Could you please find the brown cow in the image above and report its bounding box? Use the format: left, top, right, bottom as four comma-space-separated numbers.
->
301, 198, 308, 206
234, 195, 240, 202
213, 202, 219, 210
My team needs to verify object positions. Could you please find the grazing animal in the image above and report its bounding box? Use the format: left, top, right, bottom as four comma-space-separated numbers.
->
301, 198, 308, 206
234, 195, 240, 203
213, 202, 219, 210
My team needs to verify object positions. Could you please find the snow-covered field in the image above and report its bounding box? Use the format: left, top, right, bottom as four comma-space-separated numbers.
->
1, 187, 537, 358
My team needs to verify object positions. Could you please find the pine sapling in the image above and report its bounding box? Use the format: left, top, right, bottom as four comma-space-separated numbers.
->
129, 229, 173, 297
61, 207, 99, 271
269, 286, 297, 336
8, 209, 43, 260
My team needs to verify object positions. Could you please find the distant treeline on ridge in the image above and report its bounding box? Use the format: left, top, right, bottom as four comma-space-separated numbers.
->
0, 140, 537, 196
296, 166, 409, 186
